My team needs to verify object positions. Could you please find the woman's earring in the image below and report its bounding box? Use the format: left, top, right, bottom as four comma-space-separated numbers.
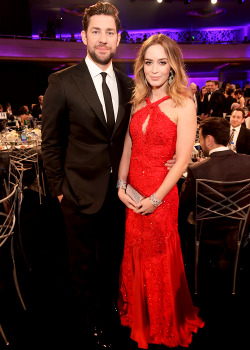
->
168, 69, 174, 85
145, 77, 149, 86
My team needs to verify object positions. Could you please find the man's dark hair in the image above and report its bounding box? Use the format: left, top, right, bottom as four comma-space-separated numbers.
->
199, 117, 230, 146
212, 80, 219, 87
82, 1, 120, 33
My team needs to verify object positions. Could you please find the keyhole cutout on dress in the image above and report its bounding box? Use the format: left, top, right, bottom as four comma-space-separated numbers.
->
142, 114, 150, 135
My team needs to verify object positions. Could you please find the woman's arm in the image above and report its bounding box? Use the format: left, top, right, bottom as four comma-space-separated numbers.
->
117, 128, 138, 209
134, 98, 197, 215
239, 96, 245, 109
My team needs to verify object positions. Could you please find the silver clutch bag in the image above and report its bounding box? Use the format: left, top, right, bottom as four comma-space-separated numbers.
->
126, 184, 145, 203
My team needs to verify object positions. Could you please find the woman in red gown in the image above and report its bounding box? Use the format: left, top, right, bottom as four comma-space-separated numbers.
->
117, 34, 204, 349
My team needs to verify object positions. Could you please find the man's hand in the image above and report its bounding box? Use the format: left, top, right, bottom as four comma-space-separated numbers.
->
165, 154, 176, 170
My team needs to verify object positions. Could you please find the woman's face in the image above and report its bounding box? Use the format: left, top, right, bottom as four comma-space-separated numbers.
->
143, 44, 171, 90
201, 87, 207, 95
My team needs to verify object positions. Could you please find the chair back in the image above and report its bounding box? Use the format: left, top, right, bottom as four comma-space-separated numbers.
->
194, 178, 250, 294
7, 142, 44, 204
0, 160, 22, 247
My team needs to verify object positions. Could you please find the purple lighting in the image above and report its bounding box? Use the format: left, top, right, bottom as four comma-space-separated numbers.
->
214, 63, 230, 70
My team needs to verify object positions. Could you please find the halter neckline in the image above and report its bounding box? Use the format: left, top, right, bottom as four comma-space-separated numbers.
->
146, 96, 170, 106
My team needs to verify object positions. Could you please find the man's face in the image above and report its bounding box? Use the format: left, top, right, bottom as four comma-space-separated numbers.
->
81, 14, 120, 68
190, 85, 197, 95
230, 111, 245, 128
206, 82, 213, 92
199, 129, 209, 156
210, 82, 217, 92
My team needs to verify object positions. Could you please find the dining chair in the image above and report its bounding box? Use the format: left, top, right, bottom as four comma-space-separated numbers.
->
0, 160, 26, 309
0, 160, 26, 345
194, 178, 250, 295
8, 141, 45, 205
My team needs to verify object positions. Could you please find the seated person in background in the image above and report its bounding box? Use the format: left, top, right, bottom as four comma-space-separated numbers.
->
5, 102, 15, 121
230, 108, 250, 155
179, 117, 250, 216
0, 104, 6, 131
179, 117, 250, 289
19, 105, 33, 127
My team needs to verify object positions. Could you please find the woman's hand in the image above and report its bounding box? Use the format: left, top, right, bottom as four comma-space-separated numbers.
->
118, 188, 137, 209
133, 197, 156, 215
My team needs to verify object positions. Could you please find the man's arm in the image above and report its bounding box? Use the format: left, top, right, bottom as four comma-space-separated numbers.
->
41, 73, 68, 197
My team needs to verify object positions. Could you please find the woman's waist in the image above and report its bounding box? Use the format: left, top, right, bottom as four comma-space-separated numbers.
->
130, 156, 171, 169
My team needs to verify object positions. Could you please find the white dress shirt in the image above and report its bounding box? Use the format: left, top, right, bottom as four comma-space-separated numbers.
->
85, 56, 119, 121
209, 146, 229, 155
230, 125, 241, 145
193, 93, 198, 111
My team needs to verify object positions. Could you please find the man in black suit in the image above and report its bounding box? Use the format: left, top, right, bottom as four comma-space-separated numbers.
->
230, 108, 250, 155
208, 80, 226, 118
179, 116, 250, 216
179, 117, 250, 292
202, 79, 213, 116
31, 95, 43, 120
42, 2, 134, 348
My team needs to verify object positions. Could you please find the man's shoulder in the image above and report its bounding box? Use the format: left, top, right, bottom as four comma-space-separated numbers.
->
189, 151, 250, 176
241, 125, 250, 136
49, 60, 86, 79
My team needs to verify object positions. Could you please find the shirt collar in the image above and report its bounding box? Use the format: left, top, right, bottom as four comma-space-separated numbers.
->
230, 125, 241, 132
85, 56, 115, 80
209, 146, 229, 155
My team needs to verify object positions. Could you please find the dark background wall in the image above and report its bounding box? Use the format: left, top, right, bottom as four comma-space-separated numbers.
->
0, 0, 32, 36
0, 62, 53, 113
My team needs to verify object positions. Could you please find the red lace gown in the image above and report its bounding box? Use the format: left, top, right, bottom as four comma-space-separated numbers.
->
118, 96, 204, 349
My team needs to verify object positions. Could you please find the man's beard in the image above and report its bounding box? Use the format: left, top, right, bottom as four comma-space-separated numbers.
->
88, 46, 115, 66
202, 146, 209, 157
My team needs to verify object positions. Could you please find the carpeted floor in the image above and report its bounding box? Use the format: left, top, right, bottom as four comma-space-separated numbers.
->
0, 189, 250, 350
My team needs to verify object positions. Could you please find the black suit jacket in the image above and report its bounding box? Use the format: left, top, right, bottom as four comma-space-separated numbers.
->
32, 104, 42, 120
236, 125, 250, 155
203, 92, 211, 115
209, 89, 226, 118
179, 150, 250, 222
41, 59, 134, 214
224, 95, 237, 115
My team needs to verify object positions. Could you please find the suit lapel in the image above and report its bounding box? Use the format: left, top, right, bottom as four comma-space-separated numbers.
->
72, 60, 109, 133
